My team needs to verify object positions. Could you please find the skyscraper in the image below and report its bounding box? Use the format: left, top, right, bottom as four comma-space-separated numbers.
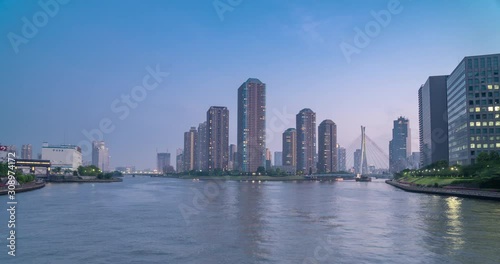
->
176, 148, 183, 173
265, 148, 272, 169
317, 119, 337, 173
448, 54, 500, 165
296, 108, 316, 174
197, 121, 208, 171
157, 152, 171, 173
354, 149, 361, 174
337, 145, 346, 172
389, 117, 411, 173
228, 144, 237, 170
183, 127, 198, 172
274, 151, 282, 167
418, 75, 449, 168
92, 141, 109, 172
282, 128, 297, 170
207, 106, 229, 171
237, 78, 266, 173
21, 144, 32, 159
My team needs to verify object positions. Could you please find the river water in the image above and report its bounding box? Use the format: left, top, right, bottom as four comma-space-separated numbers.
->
1, 176, 500, 264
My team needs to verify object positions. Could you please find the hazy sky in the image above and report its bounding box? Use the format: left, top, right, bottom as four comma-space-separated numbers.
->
1, 0, 500, 169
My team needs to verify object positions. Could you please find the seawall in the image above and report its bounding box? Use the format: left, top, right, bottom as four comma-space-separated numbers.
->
386, 180, 500, 201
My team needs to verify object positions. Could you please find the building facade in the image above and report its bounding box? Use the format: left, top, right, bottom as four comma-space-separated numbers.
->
274, 151, 282, 167
228, 144, 237, 170
183, 127, 198, 172
448, 54, 500, 165
21, 144, 32, 159
176, 149, 183, 173
237, 78, 266, 173
354, 149, 361, 173
337, 145, 346, 172
207, 106, 229, 171
282, 128, 297, 171
92, 141, 110, 172
157, 152, 171, 173
296, 108, 316, 174
196, 121, 208, 171
389, 117, 411, 173
42, 142, 82, 171
317, 119, 337, 173
418, 75, 449, 168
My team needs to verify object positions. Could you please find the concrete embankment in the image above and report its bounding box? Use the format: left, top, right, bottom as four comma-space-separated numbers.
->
386, 180, 500, 201
0, 182, 46, 195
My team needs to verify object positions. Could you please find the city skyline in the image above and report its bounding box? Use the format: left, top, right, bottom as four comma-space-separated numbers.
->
2, 1, 500, 169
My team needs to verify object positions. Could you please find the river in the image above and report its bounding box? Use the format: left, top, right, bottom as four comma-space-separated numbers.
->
1, 176, 499, 264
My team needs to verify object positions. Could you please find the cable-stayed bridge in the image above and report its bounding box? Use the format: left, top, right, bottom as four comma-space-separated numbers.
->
343, 126, 389, 173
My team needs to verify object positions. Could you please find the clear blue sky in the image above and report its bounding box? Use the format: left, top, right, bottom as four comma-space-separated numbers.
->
1, 0, 499, 169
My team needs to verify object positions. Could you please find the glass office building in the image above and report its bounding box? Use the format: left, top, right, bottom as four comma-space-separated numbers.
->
448, 54, 500, 165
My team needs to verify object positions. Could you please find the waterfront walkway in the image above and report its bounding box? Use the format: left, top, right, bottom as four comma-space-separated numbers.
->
386, 180, 500, 201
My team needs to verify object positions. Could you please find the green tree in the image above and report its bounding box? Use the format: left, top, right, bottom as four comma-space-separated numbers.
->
477, 152, 491, 165
0, 162, 7, 176
256, 166, 266, 175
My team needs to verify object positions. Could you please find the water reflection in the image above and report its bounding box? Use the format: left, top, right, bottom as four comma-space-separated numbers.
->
445, 197, 464, 251
237, 182, 271, 260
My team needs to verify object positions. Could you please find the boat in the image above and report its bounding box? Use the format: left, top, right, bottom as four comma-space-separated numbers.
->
355, 174, 372, 182
335, 178, 344, 182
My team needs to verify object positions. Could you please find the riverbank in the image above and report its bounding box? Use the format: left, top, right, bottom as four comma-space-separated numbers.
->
48, 177, 123, 183
159, 175, 309, 181
386, 180, 500, 201
0, 182, 46, 195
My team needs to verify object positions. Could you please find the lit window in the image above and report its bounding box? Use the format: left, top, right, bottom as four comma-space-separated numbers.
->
470, 144, 475, 149
476, 107, 481, 112
489, 107, 494, 112
488, 85, 493, 90
476, 122, 481, 126
496, 106, 500, 111
469, 108, 475, 112
483, 122, 488, 126
470, 122, 475, 127
490, 121, 494, 126
496, 121, 500, 126
477, 144, 482, 149
495, 85, 500, 90
497, 143, 500, 148
484, 144, 489, 148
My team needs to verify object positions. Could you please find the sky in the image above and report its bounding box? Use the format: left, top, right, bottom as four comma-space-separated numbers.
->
1, 0, 500, 170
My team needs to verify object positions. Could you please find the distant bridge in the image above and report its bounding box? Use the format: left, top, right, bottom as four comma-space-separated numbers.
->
344, 127, 390, 172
